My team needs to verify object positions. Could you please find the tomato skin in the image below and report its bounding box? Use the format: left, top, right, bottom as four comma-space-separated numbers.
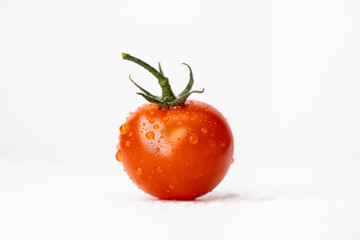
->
117, 100, 234, 200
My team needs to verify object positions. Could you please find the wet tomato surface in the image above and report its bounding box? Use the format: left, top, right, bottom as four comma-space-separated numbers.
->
117, 101, 233, 200
117, 53, 234, 200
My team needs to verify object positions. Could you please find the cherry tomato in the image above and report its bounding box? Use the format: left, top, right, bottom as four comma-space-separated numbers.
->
117, 53, 234, 200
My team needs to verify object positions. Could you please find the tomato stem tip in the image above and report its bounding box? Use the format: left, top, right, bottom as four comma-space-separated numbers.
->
122, 53, 204, 108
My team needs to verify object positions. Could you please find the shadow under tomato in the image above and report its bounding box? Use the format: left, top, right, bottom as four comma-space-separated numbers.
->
140, 192, 276, 204
195, 192, 276, 203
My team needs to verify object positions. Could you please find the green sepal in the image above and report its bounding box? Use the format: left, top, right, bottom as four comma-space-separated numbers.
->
158, 62, 164, 75
122, 53, 204, 109
129, 75, 161, 101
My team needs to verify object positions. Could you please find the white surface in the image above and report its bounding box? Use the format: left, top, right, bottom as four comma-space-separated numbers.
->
1, 0, 360, 239
1, 159, 360, 240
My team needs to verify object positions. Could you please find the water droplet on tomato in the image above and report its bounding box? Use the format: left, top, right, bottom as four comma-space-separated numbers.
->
129, 131, 133, 137
161, 129, 165, 134
150, 111, 155, 115
187, 132, 199, 145
163, 116, 169, 122
155, 165, 163, 174
146, 131, 154, 140
221, 142, 226, 148
120, 124, 129, 135
149, 118, 155, 123
115, 150, 122, 162
168, 184, 174, 189
190, 117, 195, 121
135, 178, 141, 185
184, 161, 189, 166
136, 167, 143, 176
153, 124, 159, 129
125, 140, 131, 147
176, 120, 183, 126
156, 147, 160, 152
209, 139, 216, 148
201, 128, 207, 133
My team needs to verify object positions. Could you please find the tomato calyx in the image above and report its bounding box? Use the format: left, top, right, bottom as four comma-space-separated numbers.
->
122, 53, 204, 109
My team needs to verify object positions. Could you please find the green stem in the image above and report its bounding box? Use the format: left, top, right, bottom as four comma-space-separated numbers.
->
122, 53, 176, 101
122, 52, 204, 109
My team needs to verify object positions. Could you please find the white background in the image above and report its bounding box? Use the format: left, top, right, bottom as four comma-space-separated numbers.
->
1, 0, 360, 239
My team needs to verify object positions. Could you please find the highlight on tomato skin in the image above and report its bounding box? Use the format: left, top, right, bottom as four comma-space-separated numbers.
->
116, 101, 234, 200
116, 53, 234, 200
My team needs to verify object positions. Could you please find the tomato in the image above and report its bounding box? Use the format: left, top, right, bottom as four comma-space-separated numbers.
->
117, 53, 234, 200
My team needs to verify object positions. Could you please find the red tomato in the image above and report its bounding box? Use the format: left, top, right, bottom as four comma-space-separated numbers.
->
117, 53, 234, 200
